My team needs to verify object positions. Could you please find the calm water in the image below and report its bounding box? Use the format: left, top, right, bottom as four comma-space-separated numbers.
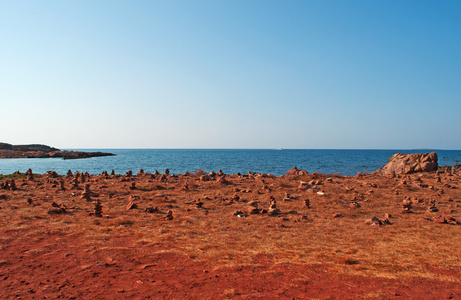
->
0, 149, 460, 177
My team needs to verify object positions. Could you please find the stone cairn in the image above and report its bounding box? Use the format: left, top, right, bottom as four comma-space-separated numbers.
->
304, 198, 310, 208
154, 170, 160, 176
248, 201, 261, 214
93, 200, 103, 217
101, 171, 109, 179
59, 179, 66, 191
164, 168, 170, 176
25, 169, 34, 180
110, 170, 116, 176
67, 170, 73, 177
166, 210, 173, 220
160, 174, 167, 182
129, 182, 137, 190
183, 182, 189, 190
81, 184, 92, 201
137, 169, 144, 176
8, 179, 17, 191
126, 195, 139, 210
216, 176, 228, 185
71, 176, 80, 189
145, 206, 158, 213
195, 199, 204, 208
269, 198, 280, 216
48, 202, 67, 214
402, 197, 413, 213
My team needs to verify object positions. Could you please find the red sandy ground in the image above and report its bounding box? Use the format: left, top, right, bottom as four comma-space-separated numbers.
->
1, 169, 460, 299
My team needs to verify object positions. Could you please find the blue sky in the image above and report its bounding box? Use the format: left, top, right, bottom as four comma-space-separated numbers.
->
1, 0, 460, 149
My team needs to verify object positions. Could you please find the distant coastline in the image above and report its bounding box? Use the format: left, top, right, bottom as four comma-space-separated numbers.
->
0, 143, 115, 160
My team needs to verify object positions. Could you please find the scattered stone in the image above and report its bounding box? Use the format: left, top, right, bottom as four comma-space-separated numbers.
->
298, 181, 310, 189
431, 214, 458, 225
233, 210, 246, 217
48, 208, 65, 214
145, 207, 158, 213
427, 206, 439, 212
249, 208, 261, 214
349, 202, 361, 209
46, 170, 59, 178
299, 215, 308, 221
232, 194, 240, 202
286, 166, 308, 177
304, 198, 310, 208
332, 213, 342, 218
365, 216, 382, 226
126, 200, 138, 210
248, 201, 258, 207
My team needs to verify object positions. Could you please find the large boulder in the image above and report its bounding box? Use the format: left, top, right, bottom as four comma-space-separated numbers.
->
376, 152, 438, 176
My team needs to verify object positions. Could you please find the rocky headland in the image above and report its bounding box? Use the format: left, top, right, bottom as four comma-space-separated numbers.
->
0, 143, 115, 159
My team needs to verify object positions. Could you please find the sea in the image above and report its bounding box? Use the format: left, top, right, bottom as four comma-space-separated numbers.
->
0, 149, 460, 177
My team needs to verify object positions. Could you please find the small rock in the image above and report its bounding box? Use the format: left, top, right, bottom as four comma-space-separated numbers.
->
165, 210, 173, 220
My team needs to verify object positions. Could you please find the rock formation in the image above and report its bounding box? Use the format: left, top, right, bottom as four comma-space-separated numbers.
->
0, 143, 115, 159
376, 152, 438, 176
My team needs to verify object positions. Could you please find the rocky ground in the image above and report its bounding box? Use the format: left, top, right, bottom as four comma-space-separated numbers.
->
0, 165, 460, 299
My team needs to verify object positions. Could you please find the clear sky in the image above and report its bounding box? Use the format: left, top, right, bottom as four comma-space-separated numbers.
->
1, 0, 460, 149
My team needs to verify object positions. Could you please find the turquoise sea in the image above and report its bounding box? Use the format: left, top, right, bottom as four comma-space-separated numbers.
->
0, 149, 460, 177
